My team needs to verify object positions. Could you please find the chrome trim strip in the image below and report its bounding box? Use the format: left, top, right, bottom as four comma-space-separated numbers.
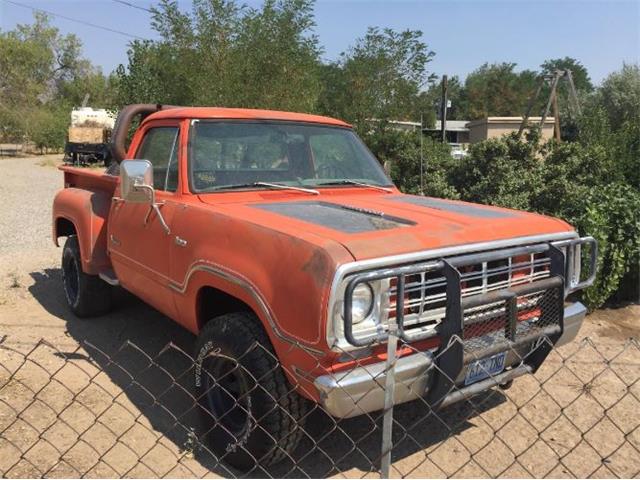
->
110, 248, 325, 356
337, 231, 577, 277
170, 263, 326, 357
98, 271, 120, 286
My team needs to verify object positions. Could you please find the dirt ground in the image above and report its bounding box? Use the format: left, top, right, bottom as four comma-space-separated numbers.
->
0, 155, 639, 478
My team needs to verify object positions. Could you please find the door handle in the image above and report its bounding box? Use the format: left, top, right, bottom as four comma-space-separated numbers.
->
174, 236, 188, 247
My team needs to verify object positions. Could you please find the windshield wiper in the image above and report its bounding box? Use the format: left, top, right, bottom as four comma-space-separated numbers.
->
316, 180, 394, 193
206, 182, 319, 195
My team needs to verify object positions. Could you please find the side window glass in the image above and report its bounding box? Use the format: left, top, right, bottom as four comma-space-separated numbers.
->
135, 127, 180, 192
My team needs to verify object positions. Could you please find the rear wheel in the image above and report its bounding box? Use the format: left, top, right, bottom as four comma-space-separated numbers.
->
194, 312, 308, 471
61, 235, 113, 317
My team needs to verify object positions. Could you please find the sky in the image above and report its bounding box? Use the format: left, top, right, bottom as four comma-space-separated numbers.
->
1, 0, 639, 85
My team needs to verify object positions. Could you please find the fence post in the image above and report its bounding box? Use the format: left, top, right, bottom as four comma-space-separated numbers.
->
380, 317, 399, 478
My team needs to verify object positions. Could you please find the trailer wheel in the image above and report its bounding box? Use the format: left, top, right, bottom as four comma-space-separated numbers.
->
194, 312, 308, 471
61, 235, 113, 317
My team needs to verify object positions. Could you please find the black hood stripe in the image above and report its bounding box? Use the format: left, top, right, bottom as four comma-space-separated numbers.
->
254, 201, 414, 233
389, 196, 517, 218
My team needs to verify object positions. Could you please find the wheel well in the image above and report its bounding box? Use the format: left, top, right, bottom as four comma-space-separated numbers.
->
56, 217, 76, 239
196, 286, 254, 330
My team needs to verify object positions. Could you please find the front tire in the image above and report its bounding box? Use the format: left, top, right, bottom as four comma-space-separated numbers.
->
61, 235, 113, 317
194, 312, 308, 471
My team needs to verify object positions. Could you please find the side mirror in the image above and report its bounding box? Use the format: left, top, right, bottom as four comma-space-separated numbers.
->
118, 160, 171, 235
120, 159, 154, 203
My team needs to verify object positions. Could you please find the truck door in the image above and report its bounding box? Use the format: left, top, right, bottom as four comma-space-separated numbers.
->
108, 122, 181, 319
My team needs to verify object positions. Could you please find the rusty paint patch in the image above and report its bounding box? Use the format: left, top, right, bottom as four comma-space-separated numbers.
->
302, 249, 330, 289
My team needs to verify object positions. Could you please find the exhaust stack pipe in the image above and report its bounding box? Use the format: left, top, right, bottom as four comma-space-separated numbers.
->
110, 104, 181, 163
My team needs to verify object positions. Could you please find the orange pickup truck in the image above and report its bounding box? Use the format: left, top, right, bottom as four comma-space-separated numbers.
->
52, 104, 596, 469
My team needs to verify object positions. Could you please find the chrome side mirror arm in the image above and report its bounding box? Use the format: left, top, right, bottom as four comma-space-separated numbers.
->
134, 184, 171, 235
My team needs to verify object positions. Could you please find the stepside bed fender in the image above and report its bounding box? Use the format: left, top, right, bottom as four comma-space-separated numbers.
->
52, 187, 113, 275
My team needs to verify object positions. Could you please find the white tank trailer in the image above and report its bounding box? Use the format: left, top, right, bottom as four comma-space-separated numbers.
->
65, 107, 117, 166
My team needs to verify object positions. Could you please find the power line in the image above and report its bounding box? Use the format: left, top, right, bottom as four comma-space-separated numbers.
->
110, 0, 154, 14
2, 0, 148, 40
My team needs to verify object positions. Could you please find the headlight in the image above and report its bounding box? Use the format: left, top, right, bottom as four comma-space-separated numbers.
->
351, 283, 374, 324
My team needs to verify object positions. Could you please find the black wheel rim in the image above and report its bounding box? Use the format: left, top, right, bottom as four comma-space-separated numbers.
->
63, 255, 79, 306
202, 354, 252, 437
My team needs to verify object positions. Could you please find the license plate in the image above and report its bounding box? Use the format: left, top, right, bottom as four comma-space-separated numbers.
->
464, 352, 507, 386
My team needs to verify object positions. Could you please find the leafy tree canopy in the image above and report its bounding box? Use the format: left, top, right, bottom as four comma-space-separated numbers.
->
116, 0, 322, 112
328, 27, 435, 126
541, 56, 593, 91
0, 13, 111, 144
462, 62, 538, 119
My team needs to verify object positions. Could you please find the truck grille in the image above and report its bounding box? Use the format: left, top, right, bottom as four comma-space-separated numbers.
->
386, 251, 553, 337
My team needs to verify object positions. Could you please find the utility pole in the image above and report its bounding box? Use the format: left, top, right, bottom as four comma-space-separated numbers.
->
540, 70, 561, 129
552, 89, 561, 141
440, 75, 448, 143
518, 76, 545, 136
565, 69, 582, 116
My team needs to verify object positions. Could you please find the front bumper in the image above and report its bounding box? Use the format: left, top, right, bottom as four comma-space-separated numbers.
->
314, 301, 587, 418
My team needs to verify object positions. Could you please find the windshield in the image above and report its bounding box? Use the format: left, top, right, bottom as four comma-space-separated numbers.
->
189, 121, 392, 192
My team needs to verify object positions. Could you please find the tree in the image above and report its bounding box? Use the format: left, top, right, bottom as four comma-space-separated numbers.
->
463, 62, 538, 119
231, 0, 321, 111
541, 57, 593, 92
317, 63, 350, 119
0, 29, 50, 109
597, 63, 640, 130
0, 12, 112, 145
320, 27, 435, 126
578, 64, 640, 188
57, 68, 117, 109
27, 105, 68, 152
116, 0, 322, 111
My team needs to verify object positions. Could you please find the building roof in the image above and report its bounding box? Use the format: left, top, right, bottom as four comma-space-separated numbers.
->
386, 120, 422, 128
424, 120, 470, 132
146, 107, 351, 127
365, 118, 422, 128
466, 116, 555, 127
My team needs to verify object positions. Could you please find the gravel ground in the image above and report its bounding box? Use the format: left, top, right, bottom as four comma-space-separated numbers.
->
0, 155, 639, 478
0, 156, 61, 274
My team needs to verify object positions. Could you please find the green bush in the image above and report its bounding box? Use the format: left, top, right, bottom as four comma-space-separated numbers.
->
448, 130, 638, 310
531, 140, 613, 220
379, 121, 638, 310
27, 107, 68, 152
574, 184, 640, 309
360, 126, 459, 199
451, 130, 542, 210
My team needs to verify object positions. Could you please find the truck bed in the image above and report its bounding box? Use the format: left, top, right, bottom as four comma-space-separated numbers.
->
59, 165, 118, 194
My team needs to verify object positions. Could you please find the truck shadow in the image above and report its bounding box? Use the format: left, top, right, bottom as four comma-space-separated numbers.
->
29, 268, 507, 478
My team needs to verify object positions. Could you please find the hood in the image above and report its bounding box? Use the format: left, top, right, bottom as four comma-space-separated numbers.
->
199, 191, 574, 261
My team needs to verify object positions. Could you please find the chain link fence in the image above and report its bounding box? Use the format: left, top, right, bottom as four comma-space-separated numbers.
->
1, 333, 638, 478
